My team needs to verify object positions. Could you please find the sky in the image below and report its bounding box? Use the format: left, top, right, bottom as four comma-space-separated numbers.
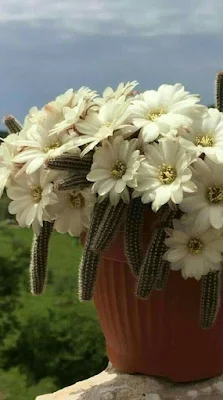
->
1, 0, 223, 129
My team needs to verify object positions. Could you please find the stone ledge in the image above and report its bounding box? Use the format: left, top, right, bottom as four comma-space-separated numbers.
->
36, 362, 223, 400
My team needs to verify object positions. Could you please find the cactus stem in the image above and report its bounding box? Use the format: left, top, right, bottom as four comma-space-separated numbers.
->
78, 249, 100, 302
77, 198, 110, 302
215, 71, 223, 112
2, 114, 23, 134
200, 271, 221, 329
46, 153, 93, 171
54, 174, 90, 191
30, 221, 54, 295
91, 200, 127, 254
124, 198, 144, 277
136, 206, 182, 299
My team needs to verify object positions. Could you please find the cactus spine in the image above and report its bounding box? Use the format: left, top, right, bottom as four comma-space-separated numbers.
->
30, 221, 54, 295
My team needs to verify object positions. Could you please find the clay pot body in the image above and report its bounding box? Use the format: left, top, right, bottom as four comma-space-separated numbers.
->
84, 209, 223, 382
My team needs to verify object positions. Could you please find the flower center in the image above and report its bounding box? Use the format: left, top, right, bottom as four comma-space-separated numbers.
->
31, 186, 43, 203
187, 237, 204, 254
44, 141, 61, 153
207, 185, 223, 203
147, 108, 166, 121
110, 160, 127, 179
68, 192, 85, 209
195, 134, 214, 147
158, 163, 177, 184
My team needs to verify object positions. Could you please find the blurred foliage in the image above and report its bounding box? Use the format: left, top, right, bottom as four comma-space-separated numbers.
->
0, 203, 108, 400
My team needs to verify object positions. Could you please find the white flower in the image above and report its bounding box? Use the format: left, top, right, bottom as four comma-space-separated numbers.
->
163, 218, 223, 280
180, 157, 223, 230
71, 86, 98, 107
178, 108, 223, 163
24, 106, 48, 125
47, 187, 96, 237
12, 107, 80, 174
130, 83, 207, 143
49, 87, 98, 135
133, 140, 197, 212
6, 168, 59, 233
49, 98, 88, 135
49, 88, 74, 111
95, 81, 138, 105
87, 135, 144, 206
73, 96, 133, 156
0, 134, 23, 197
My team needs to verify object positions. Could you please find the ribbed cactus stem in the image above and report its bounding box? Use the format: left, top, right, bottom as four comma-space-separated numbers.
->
46, 153, 93, 171
30, 221, 54, 295
135, 228, 166, 299
124, 198, 144, 277
3, 114, 23, 133
78, 198, 110, 302
154, 207, 183, 290
54, 174, 89, 191
91, 200, 127, 254
155, 260, 170, 290
136, 206, 181, 299
78, 249, 100, 302
215, 71, 223, 112
200, 271, 221, 329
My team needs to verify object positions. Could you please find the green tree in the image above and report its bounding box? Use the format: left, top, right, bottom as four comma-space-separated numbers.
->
0, 227, 30, 354
4, 307, 108, 388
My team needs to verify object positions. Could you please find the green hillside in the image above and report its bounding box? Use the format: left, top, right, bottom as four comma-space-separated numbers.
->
0, 207, 107, 400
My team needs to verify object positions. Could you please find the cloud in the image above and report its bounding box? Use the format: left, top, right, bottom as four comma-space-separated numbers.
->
0, 0, 223, 36
0, 1, 222, 129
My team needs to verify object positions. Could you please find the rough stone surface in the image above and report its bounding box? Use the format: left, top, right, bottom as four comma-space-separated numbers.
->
36, 363, 223, 400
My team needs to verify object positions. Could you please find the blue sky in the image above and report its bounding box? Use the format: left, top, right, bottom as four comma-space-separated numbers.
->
1, 0, 223, 129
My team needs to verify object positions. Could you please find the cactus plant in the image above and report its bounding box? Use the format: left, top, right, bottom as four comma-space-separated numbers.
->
30, 221, 54, 295
3, 75, 223, 332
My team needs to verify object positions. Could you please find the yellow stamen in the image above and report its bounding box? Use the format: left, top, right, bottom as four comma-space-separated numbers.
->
31, 186, 42, 203
110, 160, 127, 179
44, 141, 61, 153
195, 135, 214, 147
207, 185, 223, 203
68, 192, 85, 209
147, 108, 166, 121
187, 237, 204, 254
158, 163, 177, 184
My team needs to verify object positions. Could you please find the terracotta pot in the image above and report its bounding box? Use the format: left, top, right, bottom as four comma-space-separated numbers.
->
83, 209, 223, 382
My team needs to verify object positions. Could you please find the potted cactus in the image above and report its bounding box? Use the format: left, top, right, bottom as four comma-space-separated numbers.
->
2, 73, 223, 382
